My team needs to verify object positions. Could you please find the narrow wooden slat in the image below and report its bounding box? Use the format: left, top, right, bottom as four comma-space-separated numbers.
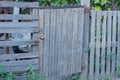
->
111, 11, 117, 76
101, 11, 107, 76
54, 9, 58, 76
3, 64, 39, 72
62, 8, 67, 75
81, 12, 89, 79
117, 12, 120, 74
0, 59, 39, 66
0, 53, 39, 61
0, 40, 38, 46
39, 9, 44, 72
67, 8, 72, 74
0, 14, 38, 20
72, 8, 78, 73
106, 11, 112, 75
0, 28, 39, 33
50, 9, 56, 76
43, 9, 50, 77
95, 11, 101, 79
0, 22, 39, 28
0, 1, 39, 8
58, 9, 63, 75
89, 11, 96, 80
77, 8, 84, 73
64, 8, 70, 74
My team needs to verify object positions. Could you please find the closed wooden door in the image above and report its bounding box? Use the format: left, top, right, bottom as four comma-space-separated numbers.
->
39, 7, 84, 77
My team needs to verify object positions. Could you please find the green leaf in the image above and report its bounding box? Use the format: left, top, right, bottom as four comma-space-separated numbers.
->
101, 0, 107, 6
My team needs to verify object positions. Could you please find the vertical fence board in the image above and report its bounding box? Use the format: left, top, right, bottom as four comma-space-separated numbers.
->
111, 11, 117, 76
101, 11, 107, 76
43, 9, 51, 77
106, 11, 112, 75
89, 11, 96, 80
95, 11, 101, 79
39, 9, 44, 72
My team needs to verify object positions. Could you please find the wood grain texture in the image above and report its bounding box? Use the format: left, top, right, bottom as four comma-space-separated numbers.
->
101, 11, 107, 76
106, 11, 112, 75
0, 1, 39, 8
41, 8, 84, 77
89, 11, 96, 80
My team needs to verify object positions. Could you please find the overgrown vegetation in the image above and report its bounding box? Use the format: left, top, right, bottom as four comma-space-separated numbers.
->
0, 65, 45, 80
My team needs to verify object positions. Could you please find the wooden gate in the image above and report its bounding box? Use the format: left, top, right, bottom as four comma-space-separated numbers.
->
0, 1, 39, 72
39, 7, 84, 77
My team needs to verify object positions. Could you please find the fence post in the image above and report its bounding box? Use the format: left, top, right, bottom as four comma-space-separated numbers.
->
80, 0, 90, 79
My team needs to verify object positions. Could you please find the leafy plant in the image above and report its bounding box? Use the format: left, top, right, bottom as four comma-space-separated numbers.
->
116, 61, 120, 77
67, 73, 80, 80
102, 74, 112, 80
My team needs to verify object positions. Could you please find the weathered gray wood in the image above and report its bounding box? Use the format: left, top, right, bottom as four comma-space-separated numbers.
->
0, 1, 39, 8
43, 9, 51, 77
0, 59, 38, 66
81, 12, 89, 79
95, 11, 101, 79
101, 11, 107, 76
89, 11, 96, 80
41, 8, 84, 77
39, 9, 44, 72
111, 11, 117, 76
106, 11, 112, 75
0, 40, 38, 46
0, 27, 39, 33
0, 14, 38, 20
0, 53, 39, 61
3, 64, 39, 72
0, 22, 39, 28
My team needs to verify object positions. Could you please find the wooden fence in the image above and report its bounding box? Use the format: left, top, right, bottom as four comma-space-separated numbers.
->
83, 11, 120, 80
1, 1, 120, 80
0, 1, 39, 72
39, 7, 84, 77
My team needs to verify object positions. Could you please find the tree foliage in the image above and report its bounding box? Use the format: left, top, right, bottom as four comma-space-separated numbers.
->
91, 0, 120, 10
38, 0, 80, 6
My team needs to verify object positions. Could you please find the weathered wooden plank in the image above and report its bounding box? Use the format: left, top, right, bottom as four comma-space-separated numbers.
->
0, 1, 39, 8
0, 40, 38, 46
62, 8, 68, 75
111, 11, 117, 76
81, 12, 89, 79
57, 9, 63, 75
0, 22, 39, 28
101, 11, 107, 76
106, 11, 112, 75
49, 9, 56, 76
0, 14, 38, 20
39, 9, 44, 72
117, 12, 120, 75
89, 11, 96, 80
0, 53, 39, 61
95, 11, 101, 79
76, 8, 84, 73
0, 28, 39, 33
3, 64, 39, 72
0, 59, 39, 66
66, 8, 72, 74
43, 9, 50, 77
72, 8, 77, 74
